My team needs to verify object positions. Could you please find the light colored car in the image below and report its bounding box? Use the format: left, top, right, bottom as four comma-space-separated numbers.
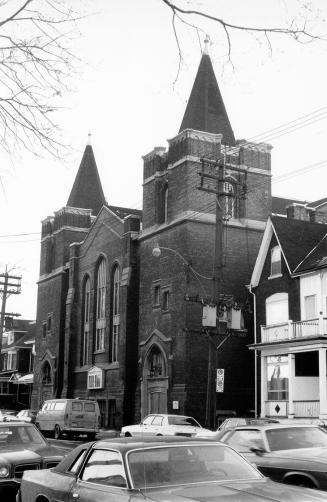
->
120, 413, 211, 438
17, 437, 327, 502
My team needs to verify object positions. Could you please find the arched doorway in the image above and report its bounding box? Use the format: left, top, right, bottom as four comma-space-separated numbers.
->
143, 344, 168, 415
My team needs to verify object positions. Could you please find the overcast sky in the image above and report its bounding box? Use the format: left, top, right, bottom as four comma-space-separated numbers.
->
2, 0, 327, 319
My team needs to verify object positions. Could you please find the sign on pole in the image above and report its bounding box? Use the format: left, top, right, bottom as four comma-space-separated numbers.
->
216, 368, 224, 393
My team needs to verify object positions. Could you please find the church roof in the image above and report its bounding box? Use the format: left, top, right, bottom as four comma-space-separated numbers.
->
67, 141, 106, 216
179, 51, 235, 145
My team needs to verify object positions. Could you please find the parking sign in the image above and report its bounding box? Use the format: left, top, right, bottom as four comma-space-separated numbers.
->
216, 368, 224, 393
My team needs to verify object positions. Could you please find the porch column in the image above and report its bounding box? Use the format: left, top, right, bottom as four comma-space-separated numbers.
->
288, 354, 295, 418
260, 356, 267, 418
319, 348, 327, 419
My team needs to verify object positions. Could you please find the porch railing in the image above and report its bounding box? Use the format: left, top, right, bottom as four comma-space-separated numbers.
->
293, 400, 320, 418
261, 317, 327, 343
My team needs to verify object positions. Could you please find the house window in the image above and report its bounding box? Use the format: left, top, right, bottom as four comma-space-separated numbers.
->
270, 246, 282, 277
304, 295, 316, 320
42, 322, 47, 339
267, 355, 288, 401
7, 332, 14, 345
111, 266, 120, 363
82, 277, 91, 365
153, 284, 161, 307
162, 289, 170, 311
7, 352, 17, 370
266, 293, 289, 326
95, 259, 106, 352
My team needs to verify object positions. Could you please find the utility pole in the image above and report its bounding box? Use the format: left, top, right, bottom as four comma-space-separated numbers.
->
0, 266, 22, 369
199, 156, 225, 428
198, 153, 247, 428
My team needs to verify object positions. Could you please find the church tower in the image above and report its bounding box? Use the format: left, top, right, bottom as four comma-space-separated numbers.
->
32, 136, 106, 408
137, 38, 272, 425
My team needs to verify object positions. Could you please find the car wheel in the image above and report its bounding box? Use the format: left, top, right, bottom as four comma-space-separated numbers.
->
156, 434, 163, 436
283, 475, 316, 489
124, 432, 132, 437
54, 424, 62, 440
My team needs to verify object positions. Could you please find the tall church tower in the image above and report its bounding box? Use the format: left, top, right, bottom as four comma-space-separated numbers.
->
32, 136, 106, 408
137, 39, 272, 425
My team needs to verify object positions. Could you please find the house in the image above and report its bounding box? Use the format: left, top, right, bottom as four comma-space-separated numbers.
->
0, 318, 35, 409
250, 201, 327, 420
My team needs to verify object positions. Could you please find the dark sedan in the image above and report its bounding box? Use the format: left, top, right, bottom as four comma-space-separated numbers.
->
216, 423, 327, 490
0, 422, 65, 500
17, 436, 327, 501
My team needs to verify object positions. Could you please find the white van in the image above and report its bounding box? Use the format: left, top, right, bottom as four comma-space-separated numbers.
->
35, 398, 100, 440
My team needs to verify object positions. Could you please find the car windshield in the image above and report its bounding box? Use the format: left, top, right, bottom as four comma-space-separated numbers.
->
168, 416, 200, 427
266, 427, 327, 451
128, 444, 262, 488
0, 425, 47, 449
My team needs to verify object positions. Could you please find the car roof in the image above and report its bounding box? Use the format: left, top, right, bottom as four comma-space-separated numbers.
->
230, 423, 321, 431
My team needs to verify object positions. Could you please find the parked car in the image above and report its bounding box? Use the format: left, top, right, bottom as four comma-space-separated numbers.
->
35, 398, 100, 440
0, 422, 65, 500
15, 410, 37, 424
197, 417, 280, 438
120, 413, 211, 437
216, 423, 327, 490
17, 436, 327, 502
0, 410, 19, 422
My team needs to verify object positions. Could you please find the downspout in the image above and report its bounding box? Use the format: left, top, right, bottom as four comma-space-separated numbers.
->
248, 284, 257, 418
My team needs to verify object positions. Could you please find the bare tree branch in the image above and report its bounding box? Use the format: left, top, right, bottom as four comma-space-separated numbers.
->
0, 0, 87, 158
160, 0, 327, 70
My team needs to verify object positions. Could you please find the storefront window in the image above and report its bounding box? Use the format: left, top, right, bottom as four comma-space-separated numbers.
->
267, 355, 288, 401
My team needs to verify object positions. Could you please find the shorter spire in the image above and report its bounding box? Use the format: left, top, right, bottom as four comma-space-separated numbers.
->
87, 131, 92, 146
203, 34, 210, 55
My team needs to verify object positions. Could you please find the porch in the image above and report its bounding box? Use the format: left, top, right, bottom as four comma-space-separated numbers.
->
261, 317, 327, 343
264, 400, 320, 418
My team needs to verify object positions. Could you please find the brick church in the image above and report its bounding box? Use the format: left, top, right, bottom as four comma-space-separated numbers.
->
31, 41, 275, 429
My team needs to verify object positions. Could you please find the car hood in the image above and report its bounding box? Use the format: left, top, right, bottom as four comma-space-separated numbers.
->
0, 445, 64, 464
271, 446, 327, 463
140, 478, 326, 501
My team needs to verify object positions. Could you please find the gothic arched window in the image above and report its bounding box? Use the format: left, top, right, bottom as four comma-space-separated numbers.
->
42, 361, 52, 384
110, 265, 120, 363
95, 258, 106, 352
148, 346, 165, 378
82, 276, 91, 365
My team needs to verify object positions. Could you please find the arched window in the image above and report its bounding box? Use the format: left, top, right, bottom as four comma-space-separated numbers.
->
148, 346, 165, 378
223, 181, 236, 219
42, 361, 52, 384
111, 265, 120, 362
82, 277, 91, 365
266, 293, 289, 326
95, 259, 106, 352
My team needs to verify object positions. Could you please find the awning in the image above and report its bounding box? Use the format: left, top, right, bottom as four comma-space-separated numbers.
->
12, 373, 34, 384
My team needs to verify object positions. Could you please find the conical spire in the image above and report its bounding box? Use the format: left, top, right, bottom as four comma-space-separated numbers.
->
67, 136, 106, 215
179, 39, 235, 145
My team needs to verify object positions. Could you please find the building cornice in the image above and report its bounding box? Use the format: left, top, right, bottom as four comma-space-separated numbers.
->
138, 212, 266, 241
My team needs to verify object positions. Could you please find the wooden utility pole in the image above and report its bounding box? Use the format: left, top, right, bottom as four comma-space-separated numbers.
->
0, 266, 22, 369
199, 156, 225, 427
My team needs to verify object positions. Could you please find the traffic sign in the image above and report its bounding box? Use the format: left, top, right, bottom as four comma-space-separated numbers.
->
216, 368, 224, 393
